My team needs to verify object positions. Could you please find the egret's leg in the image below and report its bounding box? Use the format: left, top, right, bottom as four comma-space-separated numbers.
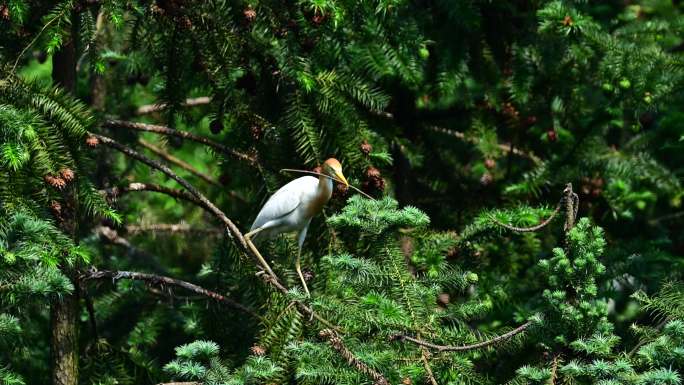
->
244, 227, 279, 281
295, 247, 310, 296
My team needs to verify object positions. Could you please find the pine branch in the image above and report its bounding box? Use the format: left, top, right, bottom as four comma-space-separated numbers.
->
391, 321, 532, 352
102, 119, 257, 166
136, 96, 212, 115
82, 268, 258, 318
138, 139, 220, 187
490, 201, 561, 232
319, 329, 391, 385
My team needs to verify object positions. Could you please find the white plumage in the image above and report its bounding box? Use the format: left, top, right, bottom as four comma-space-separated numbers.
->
244, 158, 348, 296
249, 175, 332, 247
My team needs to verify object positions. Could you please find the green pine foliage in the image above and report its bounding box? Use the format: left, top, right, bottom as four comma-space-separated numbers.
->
0, 0, 683, 384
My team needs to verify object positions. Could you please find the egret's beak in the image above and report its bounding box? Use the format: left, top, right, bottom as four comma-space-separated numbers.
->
335, 170, 349, 187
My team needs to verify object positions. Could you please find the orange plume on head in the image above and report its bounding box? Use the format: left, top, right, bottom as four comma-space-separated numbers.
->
323, 158, 342, 170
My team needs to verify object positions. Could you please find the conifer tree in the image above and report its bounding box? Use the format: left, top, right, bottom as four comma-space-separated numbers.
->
0, 0, 682, 384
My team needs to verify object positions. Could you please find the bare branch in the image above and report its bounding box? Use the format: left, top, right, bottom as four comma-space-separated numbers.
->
102, 119, 257, 166
137, 96, 211, 115
139, 139, 220, 187
125, 223, 222, 235
102, 182, 210, 211
82, 268, 258, 319
391, 321, 532, 353
319, 329, 391, 385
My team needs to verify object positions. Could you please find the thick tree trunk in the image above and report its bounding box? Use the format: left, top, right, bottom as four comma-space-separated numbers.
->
50, 294, 79, 385
50, 13, 79, 385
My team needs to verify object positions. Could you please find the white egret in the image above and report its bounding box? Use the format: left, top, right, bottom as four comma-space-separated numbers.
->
245, 158, 349, 295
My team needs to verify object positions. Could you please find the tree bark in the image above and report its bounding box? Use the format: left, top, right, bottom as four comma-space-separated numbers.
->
50, 11, 79, 385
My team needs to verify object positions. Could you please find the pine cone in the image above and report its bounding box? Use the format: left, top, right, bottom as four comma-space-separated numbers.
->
60, 168, 75, 182
250, 125, 263, 141
45, 175, 66, 190
563, 15, 573, 26
1, 5, 9, 20
547, 129, 557, 142
250, 345, 266, 356
484, 158, 496, 169
437, 293, 450, 306
243, 6, 256, 22
50, 201, 62, 216
365, 166, 381, 179
85, 136, 99, 147
360, 140, 372, 155
480, 172, 493, 186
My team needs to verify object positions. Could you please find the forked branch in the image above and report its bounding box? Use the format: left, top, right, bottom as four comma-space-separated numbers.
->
82, 268, 258, 319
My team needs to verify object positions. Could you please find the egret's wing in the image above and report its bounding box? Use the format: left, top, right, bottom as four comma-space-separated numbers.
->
250, 176, 318, 231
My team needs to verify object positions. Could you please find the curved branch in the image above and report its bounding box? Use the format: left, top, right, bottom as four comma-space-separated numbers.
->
102, 119, 258, 167
391, 321, 532, 353
489, 204, 561, 233
82, 268, 258, 319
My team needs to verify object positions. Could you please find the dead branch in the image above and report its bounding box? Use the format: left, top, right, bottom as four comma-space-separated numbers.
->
102, 182, 210, 211
319, 329, 391, 385
391, 321, 532, 353
426, 125, 542, 164
102, 119, 257, 166
82, 268, 258, 319
137, 96, 211, 115
125, 223, 222, 234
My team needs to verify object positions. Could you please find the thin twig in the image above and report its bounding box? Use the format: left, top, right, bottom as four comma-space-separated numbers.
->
102, 119, 257, 166
136, 96, 212, 115
8, 4, 71, 76
82, 268, 259, 319
94, 225, 167, 272
139, 139, 220, 187
391, 321, 532, 353
280, 168, 376, 200
319, 329, 391, 385
426, 125, 542, 164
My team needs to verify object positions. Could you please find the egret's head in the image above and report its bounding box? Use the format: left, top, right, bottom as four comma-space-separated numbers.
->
322, 158, 349, 187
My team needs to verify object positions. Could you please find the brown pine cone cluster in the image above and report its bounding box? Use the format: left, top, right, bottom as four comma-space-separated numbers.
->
362, 166, 385, 193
